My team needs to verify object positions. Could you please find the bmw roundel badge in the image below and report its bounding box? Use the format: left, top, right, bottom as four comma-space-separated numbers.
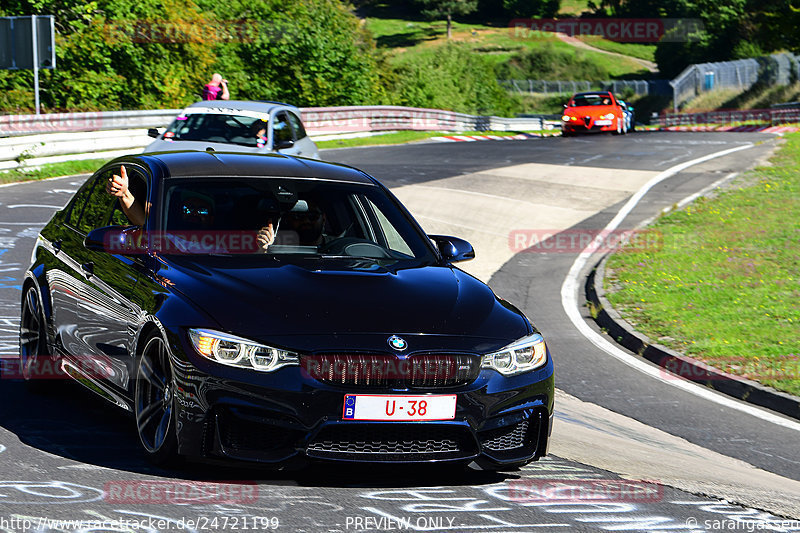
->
388, 335, 408, 351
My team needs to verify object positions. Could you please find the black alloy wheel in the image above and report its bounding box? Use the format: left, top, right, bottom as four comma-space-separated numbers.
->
135, 333, 179, 465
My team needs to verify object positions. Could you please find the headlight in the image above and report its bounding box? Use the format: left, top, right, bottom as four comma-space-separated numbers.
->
562, 115, 571, 122
188, 329, 299, 372
481, 333, 548, 376
601, 113, 615, 120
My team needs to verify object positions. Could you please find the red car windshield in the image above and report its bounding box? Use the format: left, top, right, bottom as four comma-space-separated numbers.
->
570, 94, 613, 107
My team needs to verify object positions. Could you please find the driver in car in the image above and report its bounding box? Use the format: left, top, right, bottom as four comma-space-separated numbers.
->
256, 202, 326, 251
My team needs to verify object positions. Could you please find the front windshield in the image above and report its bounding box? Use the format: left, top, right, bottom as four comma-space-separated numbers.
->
157, 177, 436, 263
570, 94, 611, 107
163, 113, 265, 147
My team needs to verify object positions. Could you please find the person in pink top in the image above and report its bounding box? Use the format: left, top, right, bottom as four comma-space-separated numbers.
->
201, 73, 230, 101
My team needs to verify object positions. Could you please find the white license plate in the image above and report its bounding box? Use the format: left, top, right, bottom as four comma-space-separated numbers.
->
342, 394, 457, 421
595, 119, 612, 125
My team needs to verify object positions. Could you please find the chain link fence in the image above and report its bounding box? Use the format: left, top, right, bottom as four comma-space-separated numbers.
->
670, 53, 800, 111
499, 79, 671, 97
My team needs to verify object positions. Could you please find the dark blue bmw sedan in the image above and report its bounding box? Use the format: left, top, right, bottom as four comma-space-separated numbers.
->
20, 151, 554, 469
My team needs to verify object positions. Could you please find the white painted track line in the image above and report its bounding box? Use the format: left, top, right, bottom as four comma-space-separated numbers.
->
560, 143, 800, 432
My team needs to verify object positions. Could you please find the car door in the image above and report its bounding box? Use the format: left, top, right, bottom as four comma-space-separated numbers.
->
270, 111, 303, 157
286, 110, 320, 159
44, 176, 99, 357
68, 166, 148, 393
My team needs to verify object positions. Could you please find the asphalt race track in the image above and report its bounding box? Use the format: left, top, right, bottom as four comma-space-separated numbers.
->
0, 131, 798, 532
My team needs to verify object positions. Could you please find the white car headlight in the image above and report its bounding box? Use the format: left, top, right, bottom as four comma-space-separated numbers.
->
601, 113, 615, 120
188, 329, 299, 372
481, 333, 548, 376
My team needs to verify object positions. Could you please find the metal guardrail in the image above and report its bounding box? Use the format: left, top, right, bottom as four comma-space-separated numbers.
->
499, 79, 672, 97
654, 108, 800, 127
0, 106, 547, 171
0, 109, 181, 137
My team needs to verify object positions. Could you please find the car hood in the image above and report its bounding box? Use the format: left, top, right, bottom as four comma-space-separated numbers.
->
158, 256, 530, 353
565, 105, 619, 115
145, 139, 264, 154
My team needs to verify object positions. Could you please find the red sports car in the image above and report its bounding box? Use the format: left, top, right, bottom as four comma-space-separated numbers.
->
561, 91, 626, 136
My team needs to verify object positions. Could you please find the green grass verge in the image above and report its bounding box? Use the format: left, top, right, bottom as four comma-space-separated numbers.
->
316, 130, 549, 149
366, 18, 650, 79
604, 133, 800, 396
574, 35, 657, 62
0, 158, 105, 185
559, 0, 591, 16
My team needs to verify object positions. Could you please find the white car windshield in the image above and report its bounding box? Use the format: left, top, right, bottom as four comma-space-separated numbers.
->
163, 113, 265, 147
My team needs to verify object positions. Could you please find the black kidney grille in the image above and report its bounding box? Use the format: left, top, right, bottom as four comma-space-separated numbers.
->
301, 354, 479, 388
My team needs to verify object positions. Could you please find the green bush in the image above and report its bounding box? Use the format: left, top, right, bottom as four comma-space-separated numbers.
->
495, 43, 610, 81
388, 43, 519, 115
0, 0, 385, 112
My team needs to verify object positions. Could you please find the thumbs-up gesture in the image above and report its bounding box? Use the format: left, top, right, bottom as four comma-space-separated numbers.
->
106, 165, 129, 199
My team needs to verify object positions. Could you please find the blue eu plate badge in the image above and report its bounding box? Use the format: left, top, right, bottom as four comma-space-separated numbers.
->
343, 394, 357, 419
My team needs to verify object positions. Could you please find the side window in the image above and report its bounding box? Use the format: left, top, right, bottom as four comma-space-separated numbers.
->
77, 171, 117, 234
109, 167, 149, 227
272, 112, 293, 144
287, 112, 307, 140
66, 178, 97, 228
364, 197, 414, 257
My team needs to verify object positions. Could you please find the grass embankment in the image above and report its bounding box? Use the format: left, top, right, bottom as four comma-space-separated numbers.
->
604, 133, 800, 396
573, 35, 657, 63
365, 17, 651, 80
0, 159, 103, 184
682, 83, 800, 113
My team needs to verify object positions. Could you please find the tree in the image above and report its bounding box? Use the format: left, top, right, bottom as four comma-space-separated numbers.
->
417, 0, 478, 40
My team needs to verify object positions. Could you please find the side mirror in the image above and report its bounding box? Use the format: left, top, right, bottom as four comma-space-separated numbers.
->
563, 104, 568, 109
85, 226, 146, 254
274, 139, 295, 150
147, 128, 161, 139
429, 235, 475, 263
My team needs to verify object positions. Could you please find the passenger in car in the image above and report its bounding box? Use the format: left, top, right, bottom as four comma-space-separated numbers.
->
251, 120, 268, 148
106, 165, 145, 226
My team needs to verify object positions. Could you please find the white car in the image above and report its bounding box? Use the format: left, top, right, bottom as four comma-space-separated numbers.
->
145, 100, 321, 160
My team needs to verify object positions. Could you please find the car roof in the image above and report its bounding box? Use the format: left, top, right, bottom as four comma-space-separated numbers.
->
572, 91, 613, 98
116, 151, 376, 185
185, 100, 300, 113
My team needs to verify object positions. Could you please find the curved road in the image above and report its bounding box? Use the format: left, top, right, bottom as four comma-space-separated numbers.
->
0, 131, 796, 532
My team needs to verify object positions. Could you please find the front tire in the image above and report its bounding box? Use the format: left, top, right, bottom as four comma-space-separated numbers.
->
135, 333, 180, 466
19, 286, 53, 388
